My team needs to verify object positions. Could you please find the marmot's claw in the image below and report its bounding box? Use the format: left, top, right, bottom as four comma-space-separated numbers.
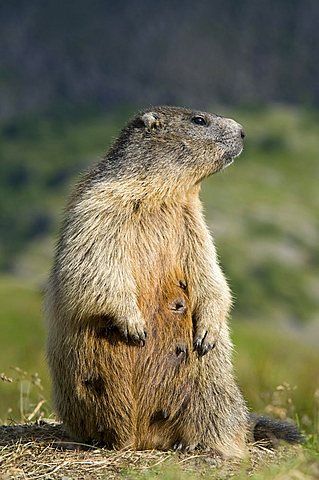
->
193, 329, 217, 356
173, 441, 198, 452
193, 338, 215, 356
121, 323, 147, 346
122, 330, 129, 342
173, 441, 184, 451
140, 330, 147, 346
131, 331, 147, 345
138, 330, 147, 346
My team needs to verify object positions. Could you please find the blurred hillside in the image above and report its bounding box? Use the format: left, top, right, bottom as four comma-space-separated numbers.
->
0, 0, 319, 119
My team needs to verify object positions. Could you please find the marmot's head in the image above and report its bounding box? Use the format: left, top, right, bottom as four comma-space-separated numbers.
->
97, 106, 244, 197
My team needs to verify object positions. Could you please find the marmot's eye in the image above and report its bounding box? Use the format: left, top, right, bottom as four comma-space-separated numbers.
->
192, 116, 207, 126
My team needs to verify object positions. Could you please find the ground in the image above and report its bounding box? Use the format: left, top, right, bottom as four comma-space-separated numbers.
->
0, 421, 318, 480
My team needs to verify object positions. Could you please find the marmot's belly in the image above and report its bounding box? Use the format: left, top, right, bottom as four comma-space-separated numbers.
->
62, 282, 196, 448
134, 288, 195, 449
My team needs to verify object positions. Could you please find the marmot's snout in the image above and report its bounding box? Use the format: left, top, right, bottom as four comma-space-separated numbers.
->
216, 117, 245, 164
222, 117, 245, 141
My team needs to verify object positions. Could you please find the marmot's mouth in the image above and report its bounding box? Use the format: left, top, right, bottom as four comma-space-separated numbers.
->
233, 145, 244, 158
224, 158, 234, 167
217, 146, 242, 173
216, 139, 243, 162
222, 147, 243, 167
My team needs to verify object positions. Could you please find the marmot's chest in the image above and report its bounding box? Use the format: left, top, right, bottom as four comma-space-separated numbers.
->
131, 207, 191, 277
131, 203, 196, 325
137, 258, 192, 342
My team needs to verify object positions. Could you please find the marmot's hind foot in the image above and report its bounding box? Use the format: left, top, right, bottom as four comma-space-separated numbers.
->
173, 441, 199, 452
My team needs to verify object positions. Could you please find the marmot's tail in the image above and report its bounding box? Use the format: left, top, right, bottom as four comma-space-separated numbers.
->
249, 414, 304, 447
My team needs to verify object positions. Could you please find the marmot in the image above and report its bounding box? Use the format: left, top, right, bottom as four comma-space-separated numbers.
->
45, 106, 300, 457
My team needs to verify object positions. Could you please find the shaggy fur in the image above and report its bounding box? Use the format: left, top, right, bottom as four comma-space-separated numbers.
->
46, 106, 249, 457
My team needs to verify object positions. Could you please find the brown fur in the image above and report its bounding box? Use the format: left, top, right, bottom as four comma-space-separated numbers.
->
45, 106, 248, 457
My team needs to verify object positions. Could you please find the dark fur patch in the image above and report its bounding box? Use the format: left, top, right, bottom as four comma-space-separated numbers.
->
170, 298, 187, 314
150, 410, 169, 425
84, 375, 104, 395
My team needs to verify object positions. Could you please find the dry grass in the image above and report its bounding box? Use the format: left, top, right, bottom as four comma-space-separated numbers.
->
0, 421, 306, 480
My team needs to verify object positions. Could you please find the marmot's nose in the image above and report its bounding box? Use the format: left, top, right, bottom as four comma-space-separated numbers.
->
223, 118, 245, 139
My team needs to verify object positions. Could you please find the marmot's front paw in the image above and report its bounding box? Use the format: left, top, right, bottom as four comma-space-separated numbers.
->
120, 317, 147, 345
193, 323, 219, 356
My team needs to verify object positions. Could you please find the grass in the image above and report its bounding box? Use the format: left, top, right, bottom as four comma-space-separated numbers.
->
234, 322, 319, 426
0, 421, 314, 479
0, 276, 50, 423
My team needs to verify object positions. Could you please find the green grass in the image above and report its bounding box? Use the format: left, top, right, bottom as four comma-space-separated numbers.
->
122, 448, 319, 479
233, 322, 319, 433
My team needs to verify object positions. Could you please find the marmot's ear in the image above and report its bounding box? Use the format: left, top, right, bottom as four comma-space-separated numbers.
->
140, 112, 161, 131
